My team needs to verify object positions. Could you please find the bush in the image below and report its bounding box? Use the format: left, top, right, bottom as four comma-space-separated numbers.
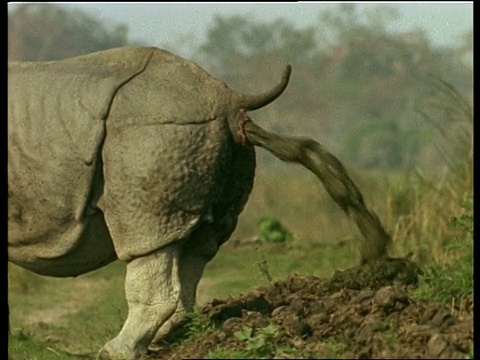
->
258, 217, 293, 244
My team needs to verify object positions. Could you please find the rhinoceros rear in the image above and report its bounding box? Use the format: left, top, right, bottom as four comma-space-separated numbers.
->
7, 47, 256, 276
8, 46, 293, 359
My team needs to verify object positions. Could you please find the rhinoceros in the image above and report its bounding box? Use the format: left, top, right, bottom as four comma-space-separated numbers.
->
8, 46, 292, 359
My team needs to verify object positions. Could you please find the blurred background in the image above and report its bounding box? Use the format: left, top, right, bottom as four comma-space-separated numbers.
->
8, 2, 472, 172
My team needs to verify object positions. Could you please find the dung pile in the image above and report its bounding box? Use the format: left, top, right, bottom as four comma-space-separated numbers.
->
146, 258, 473, 359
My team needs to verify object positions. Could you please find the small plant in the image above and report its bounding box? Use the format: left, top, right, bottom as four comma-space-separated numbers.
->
382, 320, 398, 345
163, 307, 214, 344
229, 324, 295, 359
467, 346, 473, 359
234, 325, 276, 358
450, 193, 473, 235
258, 217, 293, 244
206, 347, 248, 359
205, 324, 280, 359
257, 252, 273, 282
322, 339, 346, 357
187, 308, 214, 335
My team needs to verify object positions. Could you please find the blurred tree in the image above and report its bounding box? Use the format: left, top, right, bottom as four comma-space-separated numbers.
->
195, 5, 472, 171
198, 15, 319, 74
9, 3, 471, 172
317, 4, 471, 170
8, 4, 130, 61
318, 3, 400, 48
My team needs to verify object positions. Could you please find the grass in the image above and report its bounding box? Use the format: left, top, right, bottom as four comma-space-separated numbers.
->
8, 261, 127, 359
202, 238, 355, 299
412, 192, 473, 306
8, 331, 82, 360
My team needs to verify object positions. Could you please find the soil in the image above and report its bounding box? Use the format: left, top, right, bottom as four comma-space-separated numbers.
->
145, 257, 473, 359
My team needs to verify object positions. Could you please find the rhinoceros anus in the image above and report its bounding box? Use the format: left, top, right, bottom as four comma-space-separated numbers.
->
8, 46, 293, 359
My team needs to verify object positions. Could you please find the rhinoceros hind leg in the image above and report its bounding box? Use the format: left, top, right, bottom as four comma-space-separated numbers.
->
98, 245, 180, 360
150, 233, 221, 347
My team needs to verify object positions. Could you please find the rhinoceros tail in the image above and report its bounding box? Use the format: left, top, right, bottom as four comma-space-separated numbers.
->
242, 119, 391, 263
232, 65, 292, 111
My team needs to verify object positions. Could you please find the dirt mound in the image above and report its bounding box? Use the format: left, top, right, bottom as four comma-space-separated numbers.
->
145, 258, 473, 359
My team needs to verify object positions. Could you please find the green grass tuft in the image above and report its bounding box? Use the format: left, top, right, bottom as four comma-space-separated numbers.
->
412, 193, 473, 305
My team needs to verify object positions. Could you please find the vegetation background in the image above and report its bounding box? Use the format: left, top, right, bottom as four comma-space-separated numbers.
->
8, 4, 473, 359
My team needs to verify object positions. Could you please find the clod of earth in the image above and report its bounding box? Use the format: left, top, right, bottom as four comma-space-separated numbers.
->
147, 260, 472, 360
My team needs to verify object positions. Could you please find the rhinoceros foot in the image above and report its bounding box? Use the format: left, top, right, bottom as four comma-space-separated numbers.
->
97, 339, 144, 360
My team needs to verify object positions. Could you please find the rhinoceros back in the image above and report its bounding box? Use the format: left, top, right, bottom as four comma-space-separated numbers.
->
7, 48, 156, 268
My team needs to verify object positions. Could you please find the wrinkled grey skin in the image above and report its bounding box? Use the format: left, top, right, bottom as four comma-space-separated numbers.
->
8, 47, 290, 359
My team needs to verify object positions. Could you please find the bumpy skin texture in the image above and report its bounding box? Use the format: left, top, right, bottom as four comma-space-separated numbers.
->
102, 48, 254, 260
8, 47, 268, 359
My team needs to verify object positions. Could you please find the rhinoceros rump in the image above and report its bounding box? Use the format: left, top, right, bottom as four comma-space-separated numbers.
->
8, 47, 292, 359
